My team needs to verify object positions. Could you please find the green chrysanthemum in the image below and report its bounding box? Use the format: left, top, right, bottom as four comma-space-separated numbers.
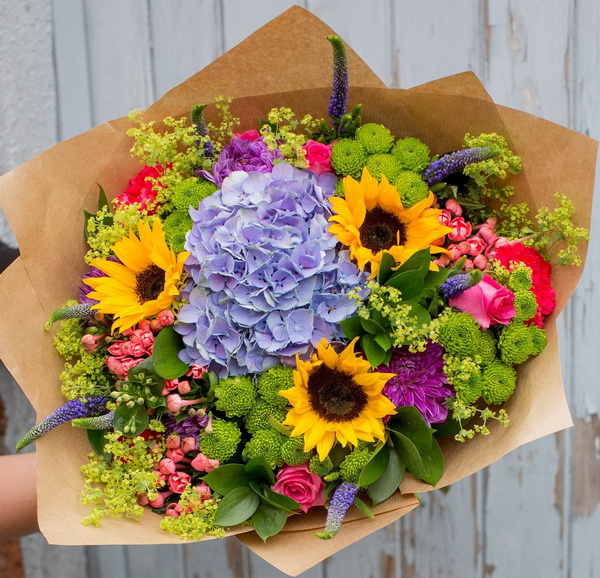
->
171, 178, 217, 211
528, 325, 548, 356
331, 139, 367, 178
198, 419, 241, 462
309, 455, 334, 476
242, 429, 286, 469
258, 365, 295, 408
477, 330, 497, 366
454, 372, 483, 405
508, 266, 533, 292
365, 154, 402, 183
214, 375, 257, 417
244, 400, 288, 435
163, 210, 193, 252
339, 446, 373, 484
438, 312, 481, 358
481, 360, 517, 404
395, 170, 430, 208
355, 123, 394, 154
513, 290, 538, 322
498, 322, 534, 365
280, 435, 313, 466
392, 137, 430, 172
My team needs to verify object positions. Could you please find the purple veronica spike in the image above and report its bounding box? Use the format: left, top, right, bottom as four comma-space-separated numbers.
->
440, 270, 483, 299
16, 396, 111, 451
377, 342, 453, 426
315, 482, 358, 539
421, 146, 498, 186
327, 35, 348, 126
72, 410, 115, 430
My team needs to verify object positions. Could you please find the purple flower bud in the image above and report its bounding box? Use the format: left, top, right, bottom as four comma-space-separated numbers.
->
315, 482, 358, 539
421, 146, 498, 186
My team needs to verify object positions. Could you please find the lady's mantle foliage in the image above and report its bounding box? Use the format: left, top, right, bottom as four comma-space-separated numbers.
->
177, 162, 367, 376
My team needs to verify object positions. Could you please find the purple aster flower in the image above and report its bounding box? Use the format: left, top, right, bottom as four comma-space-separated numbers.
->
163, 413, 209, 441
327, 35, 348, 126
315, 482, 358, 540
178, 162, 367, 376
421, 146, 498, 186
377, 342, 453, 426
199, 137, 283, 187
16, 396, 110, 451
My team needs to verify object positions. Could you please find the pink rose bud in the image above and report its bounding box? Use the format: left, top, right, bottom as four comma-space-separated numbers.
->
168, 472, 192, 494
137, 494, 150, 506
158, 310, 175, 327
181, 437, 197, 453
302, 140, 333, 176
445, 198, 463, 217
473, 254, 488, 270
233, 129, 260, 141
438, 209, 453, 227
465, 236, 486, 256
166, 434, 181, 449
448, 217, 473, 242
159, 458, 177, 476
81, 333, 106, 353
177, 380, 191, 394
149, 492, 167, 508
165, 503, 182, 518
463, 258, 474, 271
166, 447, 186, 463
186, 365, 207, 379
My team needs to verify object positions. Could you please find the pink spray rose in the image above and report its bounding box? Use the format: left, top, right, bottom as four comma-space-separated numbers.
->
302, 140, 333, 176
448, 217, 472, 242
449, 274, 516, 330
272, 463, 326, 513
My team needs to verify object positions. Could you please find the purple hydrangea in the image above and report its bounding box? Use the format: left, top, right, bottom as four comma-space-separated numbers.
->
177, 162, 367, 376
200, 137, 283, 187
377, 342, 453, 425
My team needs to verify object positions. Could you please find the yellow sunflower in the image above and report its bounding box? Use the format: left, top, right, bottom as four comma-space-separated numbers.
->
84, 219, 189, 333
280, 338, 397, 461
329, 167, 452, 277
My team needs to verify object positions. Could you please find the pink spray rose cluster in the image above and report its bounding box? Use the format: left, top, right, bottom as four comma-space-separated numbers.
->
435, 199, 509, 271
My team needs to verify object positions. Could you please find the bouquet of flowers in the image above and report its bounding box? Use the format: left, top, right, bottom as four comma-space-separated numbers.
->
0, 8, 596, 576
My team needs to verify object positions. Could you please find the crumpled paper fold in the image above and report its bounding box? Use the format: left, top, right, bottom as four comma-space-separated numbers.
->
0, 7, 596, 577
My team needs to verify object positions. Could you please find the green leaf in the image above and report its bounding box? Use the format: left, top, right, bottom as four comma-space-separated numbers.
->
214, 486, 261, 527
404, 302, 431, 327
341, 316, 364, 340
424, 267, 450, 288
388, 407, 444, 486
113, 403, 149, 438
249, 481, 301, 512
360, 317, 386, 335
361, 334, 386, 367
203, 464, 253, 495
245, 456, 276, 485
127, 357, 158, 384
152, 325, 190, 379
384, 270, 424, 300
367, 446, 405, 506
87, 429, 109, 459
397, 248, 431, 273
373, 333, 392, 351
377, 252, 397, 285
252, 502, 289, 542
97, 184, 110, 212
433, 412, 463, 440
358, 444, 390, 487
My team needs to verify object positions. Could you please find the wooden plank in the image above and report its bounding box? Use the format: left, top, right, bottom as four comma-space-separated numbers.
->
52, 0, 93, 139
392, 0, 482, 89
183, 537, 250, 578
148, 0, 223, 100
83, 0, 154, 125
306, 0, 394, 86
86, 546, 129, 578
126, 544, 186, 577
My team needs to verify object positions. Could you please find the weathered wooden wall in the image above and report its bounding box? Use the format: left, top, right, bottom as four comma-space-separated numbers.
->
1, 1, 599, 577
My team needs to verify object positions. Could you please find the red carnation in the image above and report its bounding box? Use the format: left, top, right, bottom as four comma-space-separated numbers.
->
115, 164, 168, 214
494, 242, 556, 327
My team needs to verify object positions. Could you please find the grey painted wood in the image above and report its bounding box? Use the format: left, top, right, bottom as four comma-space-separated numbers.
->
2, 0, 599, 576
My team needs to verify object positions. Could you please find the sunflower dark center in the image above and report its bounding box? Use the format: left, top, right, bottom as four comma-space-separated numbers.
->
307, 365, 368, 423
135, 264, 165, 304
359, 207, 406, 252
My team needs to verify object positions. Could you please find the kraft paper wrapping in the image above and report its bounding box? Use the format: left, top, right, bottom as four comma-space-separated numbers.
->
0, 7, 596, 576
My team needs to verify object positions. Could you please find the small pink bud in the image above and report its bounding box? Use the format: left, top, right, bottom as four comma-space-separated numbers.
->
81, 333, 106, 353
463, 258, 474, 271
433, 255, 452, 267
107, 341, 126, 357
150, 319, 164, 333
166, 434, 181, 449
448, 217, 472, 242
195, 482, 212, 498
186, 365, 207, 379
165, 503, 182, 519
473, 254, 488, 270
120, 327, 134, 337
120, 357, 144, 376
137, 493, 150, 506
105, 356, 124, 377
149, 493, 167, 508
168, 472, 192, 494
122, 341, 146, 358
438, 209, 453, 227
177, 380, 191, 394
464, 236, 486, 256
181, 436, 197, 453
159, 458, 177, 476
166, 394, 204, 414
158, 310, 175, 327
166, 447, 186, 463
445, 198, 463, 217
131, 329, 155, 349
138, 319, 152, 332
447, 244, 463, 261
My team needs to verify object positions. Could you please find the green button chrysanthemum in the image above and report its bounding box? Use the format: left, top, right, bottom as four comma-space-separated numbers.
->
481, 360, 517, 404
395, 170, 430, 208
331, 139, 367, 178
392, 137, 431, 172
355, 123, 395, 154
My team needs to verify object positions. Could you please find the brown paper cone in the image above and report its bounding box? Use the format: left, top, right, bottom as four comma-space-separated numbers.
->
0, 7, 596, 575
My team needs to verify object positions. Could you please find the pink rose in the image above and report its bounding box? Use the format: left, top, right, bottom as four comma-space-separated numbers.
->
302, 140, 333, 176
449, 274, 516, 330
272, 463, 326, 513
448, 217, 472, 242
